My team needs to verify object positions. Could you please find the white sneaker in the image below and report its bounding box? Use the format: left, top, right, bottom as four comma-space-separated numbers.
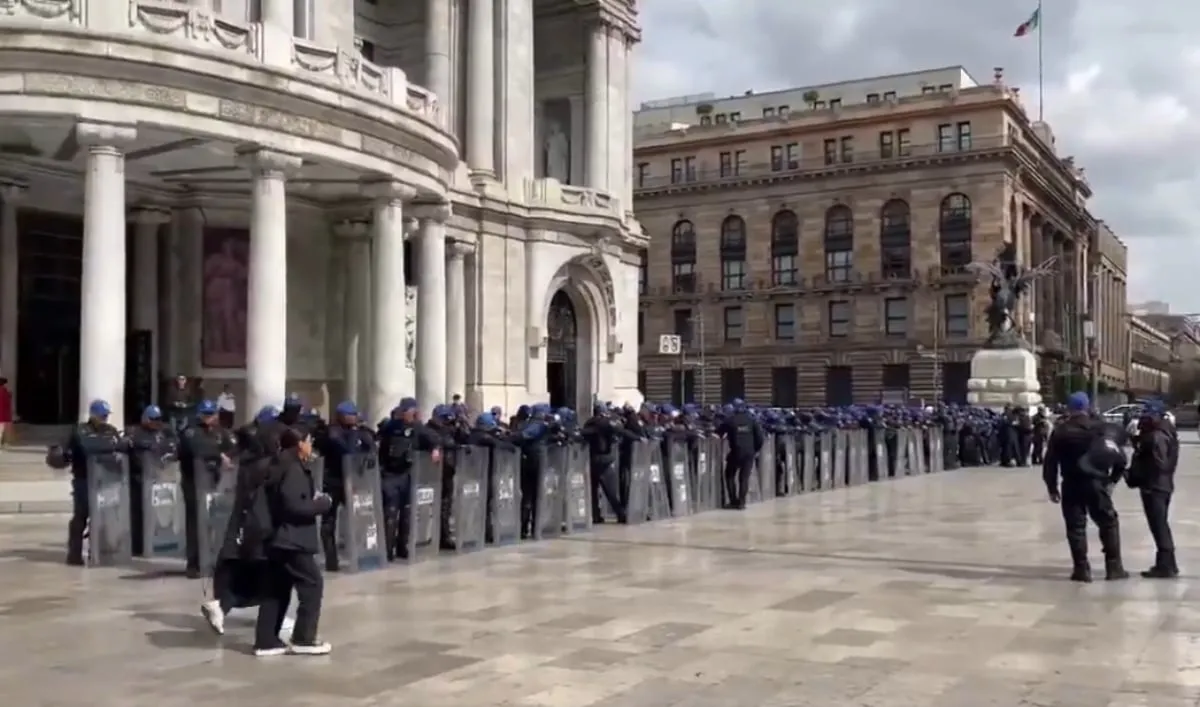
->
279, 616, 295, 639
200, 600, 225, 635
254, 645, 288, 657
288, 641, 332, 656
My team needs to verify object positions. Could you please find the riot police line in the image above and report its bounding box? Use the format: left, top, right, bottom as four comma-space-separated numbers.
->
76, 422, 948, 570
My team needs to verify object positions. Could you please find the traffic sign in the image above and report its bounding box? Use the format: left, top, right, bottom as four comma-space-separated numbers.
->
658, 334, 682, 355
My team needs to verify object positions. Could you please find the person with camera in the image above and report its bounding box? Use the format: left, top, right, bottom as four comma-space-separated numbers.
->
254, 427, 332, 657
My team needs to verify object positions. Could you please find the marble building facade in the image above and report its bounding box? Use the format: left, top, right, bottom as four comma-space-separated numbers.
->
0, 0, 644, 426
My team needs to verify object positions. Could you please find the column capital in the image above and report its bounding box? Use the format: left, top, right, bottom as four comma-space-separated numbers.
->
130, 206, 172, 226
447, 240, 474, 259
236, 146, 303, 175
0, 181, 27, 205
364, 180, 418, 204
411, 201, 452, 223
76, 121, 138, 150
333, 219, 371, 239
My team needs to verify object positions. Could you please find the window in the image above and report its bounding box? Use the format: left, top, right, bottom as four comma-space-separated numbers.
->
778, 105, 790, 117
770, 210, 799, 285
814, 100, 826, 109
879, 199, 911, 278
359, 39, 376, 61
823, 139, 837, 165
825, 366, 853, 407
637, 311, 644, 345
774, 304, 796, 340
637, 369, 647, 396
883, 91, 897, 101
878, 131, 894, 158
897, 128, 911, 156
829, 98, 842, 109
937, 123, 954, 152
938, 83, 953, 92
723, 306, 743, 342
715, 114, 728, 124
785, 143, 799, 169
839, 136, 853, 162
882, 363, 911, 391
673, 308, 693, 346
866, 93, 880, 103
720, 216, 747, 290
637, 249, 647, 295
884, 297, 908, 337
772, 367, 798, 408
683, 156, 697, 182
729, 111, 741, 121
636, 162, 649, 187
734, 150, 746, 175
720, 368, 745, 403
763, 106, 775, 118
770, 145, 784, 172
670, 158, 683, 184
957, 121, 972, 150
938, 193, 973, 267
942, 361, 970, 404
823, 205, 854, 283
922, 85, 936, 94
943, 294, 970, 336
719, 151, 733, 177
670, 220, 697, 293
700, 115, 712, 125
828, 300, 851, 337
671, 369, 696, 406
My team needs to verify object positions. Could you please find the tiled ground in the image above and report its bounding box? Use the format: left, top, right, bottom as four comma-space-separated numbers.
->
1, 457, 1199, 707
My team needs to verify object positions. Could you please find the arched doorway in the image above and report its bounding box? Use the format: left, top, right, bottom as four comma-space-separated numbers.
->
545, 289, 577, 409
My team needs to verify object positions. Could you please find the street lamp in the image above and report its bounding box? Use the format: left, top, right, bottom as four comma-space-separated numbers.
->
1082, 314, 1098, 403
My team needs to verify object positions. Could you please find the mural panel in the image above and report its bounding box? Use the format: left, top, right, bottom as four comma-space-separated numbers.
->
201, 228, 249, 369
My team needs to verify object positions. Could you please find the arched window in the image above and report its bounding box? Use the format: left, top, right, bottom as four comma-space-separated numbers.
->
770, 210, 799, 286
823, 205, 854, 283
720, 215, 747, 290
879, 199, 911, 279
670, 220, 696, 293
939, 194, 972, 267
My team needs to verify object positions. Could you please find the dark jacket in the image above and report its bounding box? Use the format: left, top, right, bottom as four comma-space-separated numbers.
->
1128, 417, 1177, 493
1042, 412, 1115, 492
265, 449, 327, 555
61, 421, 123, 479
218, 458, 274, 562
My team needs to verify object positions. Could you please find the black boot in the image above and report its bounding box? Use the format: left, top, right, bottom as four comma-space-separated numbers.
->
1105, 555, 1130, 580
66, 516, 86, 566
1141, 550, 1180, 579
1069, 563, 1092, 583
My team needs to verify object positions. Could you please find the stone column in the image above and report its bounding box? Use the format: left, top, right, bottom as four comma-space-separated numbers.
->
426, 0, 452, 127
466, 0, 494, 174
623, 36, 634, 210
335, 220, 372, 408
367, 182, 416, 424
77, 122, 136, 422
237, 148, 301, 416
568, 95, 585, 186
0, 182, 24, 408
131, 207, 171, 407
585, 20, 609, 189
445, 240, 471, 401
414, 202, 450, 413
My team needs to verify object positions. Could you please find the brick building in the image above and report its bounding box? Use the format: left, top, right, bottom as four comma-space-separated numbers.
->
632, 67, 1095, 406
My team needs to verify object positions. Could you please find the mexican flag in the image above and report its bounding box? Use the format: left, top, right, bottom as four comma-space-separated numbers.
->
1013, 8, 1040, 37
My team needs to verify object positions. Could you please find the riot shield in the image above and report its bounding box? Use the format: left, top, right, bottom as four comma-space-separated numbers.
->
624, 440, 651, 524
647, 443, 671, 520
562, 442, 592, 533
534, 445, 565, 540
778, 435, 797, 496
691, 437, 718, 512
758, 434, 777, 500
140, 452, 185, 559
665, 439, 692, 518
891, 430, 908, 476
86, 454, 132, 567
487, 446, 522, 545
800, 434, 815, 492
871, 429, 886, 482
193, 459, 238, 576
449, 446, 488, 552
340, 453, 387, 571
929, 430, 944, 473
846, 431, 866, 486
746, 447, 763, 504
908, 429, 924, 475
403, 452, 443, 562
818, 432, 832, 490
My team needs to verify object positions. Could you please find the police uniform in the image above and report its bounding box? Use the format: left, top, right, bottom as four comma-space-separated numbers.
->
62, 399, 124, 565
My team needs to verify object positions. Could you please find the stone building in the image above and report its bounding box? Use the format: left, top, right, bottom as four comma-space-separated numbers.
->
0, 0, 643, 427
1128, 315, 1172, 398
1088, 220, 1128, 393
633, 67, 1094, 406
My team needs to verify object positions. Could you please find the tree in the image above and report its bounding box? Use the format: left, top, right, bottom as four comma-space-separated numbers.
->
802, 90, 820, 108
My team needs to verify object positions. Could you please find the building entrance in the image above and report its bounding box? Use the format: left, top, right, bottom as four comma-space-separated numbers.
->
17, 211, 82, 424
545, 290, 577, 410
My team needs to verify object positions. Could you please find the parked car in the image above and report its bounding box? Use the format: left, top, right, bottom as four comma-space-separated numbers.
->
1101, 403, 1142, 424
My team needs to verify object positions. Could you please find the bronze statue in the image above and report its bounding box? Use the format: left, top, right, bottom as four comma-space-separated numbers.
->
966, 242, 1056, 348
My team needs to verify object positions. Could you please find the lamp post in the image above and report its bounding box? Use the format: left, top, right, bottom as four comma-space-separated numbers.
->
1083, 314, 1098, 404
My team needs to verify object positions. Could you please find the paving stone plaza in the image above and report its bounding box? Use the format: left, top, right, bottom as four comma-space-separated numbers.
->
0, 453, 1197, 706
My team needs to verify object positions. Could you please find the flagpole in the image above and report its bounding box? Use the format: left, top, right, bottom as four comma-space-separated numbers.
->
1037, 0, 1044, 121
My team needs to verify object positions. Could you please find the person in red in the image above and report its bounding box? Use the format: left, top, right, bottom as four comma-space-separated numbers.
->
0, 377, 14, 447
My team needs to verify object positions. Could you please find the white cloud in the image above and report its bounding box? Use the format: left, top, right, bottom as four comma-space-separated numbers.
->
634, 0, 1198, 310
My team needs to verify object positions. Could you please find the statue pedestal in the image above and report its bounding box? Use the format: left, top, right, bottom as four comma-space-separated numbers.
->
966, 347, 1042, 410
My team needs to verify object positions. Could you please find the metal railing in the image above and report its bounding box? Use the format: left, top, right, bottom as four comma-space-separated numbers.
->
634, 135, 1011, 191
644, 265, 980, 298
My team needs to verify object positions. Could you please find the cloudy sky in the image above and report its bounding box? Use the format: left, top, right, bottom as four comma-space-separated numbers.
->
634, 1, 1195, 312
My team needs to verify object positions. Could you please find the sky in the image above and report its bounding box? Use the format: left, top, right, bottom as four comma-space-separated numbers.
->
633, 0, 1197, 313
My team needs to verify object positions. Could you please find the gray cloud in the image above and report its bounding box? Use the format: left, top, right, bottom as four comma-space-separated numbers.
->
634, 0, 1195, 311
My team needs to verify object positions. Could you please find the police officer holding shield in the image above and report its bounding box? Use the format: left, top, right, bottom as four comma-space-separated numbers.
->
179, 400, 236, 578
124, 405, 178, 557
716, 400, 764, 510
377, 398, 441, 560
61, 399, 124, 566
313, 401, 376, 571
581, 403, 626, 523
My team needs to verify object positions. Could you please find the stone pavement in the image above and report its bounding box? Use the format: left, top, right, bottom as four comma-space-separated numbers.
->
0, 463, 1198, 706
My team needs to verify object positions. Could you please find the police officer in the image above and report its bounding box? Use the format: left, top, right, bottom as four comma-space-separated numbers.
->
62, 399, 125, 565
179, 399, 237, 578
1127, 405, 1180, 578
124, 405, 178, 557
377, 398, 441, 560
581, 403, 626, 523
716, 400, 764, 510
1042, 392, 1128, 582
313, 401, 375, 571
